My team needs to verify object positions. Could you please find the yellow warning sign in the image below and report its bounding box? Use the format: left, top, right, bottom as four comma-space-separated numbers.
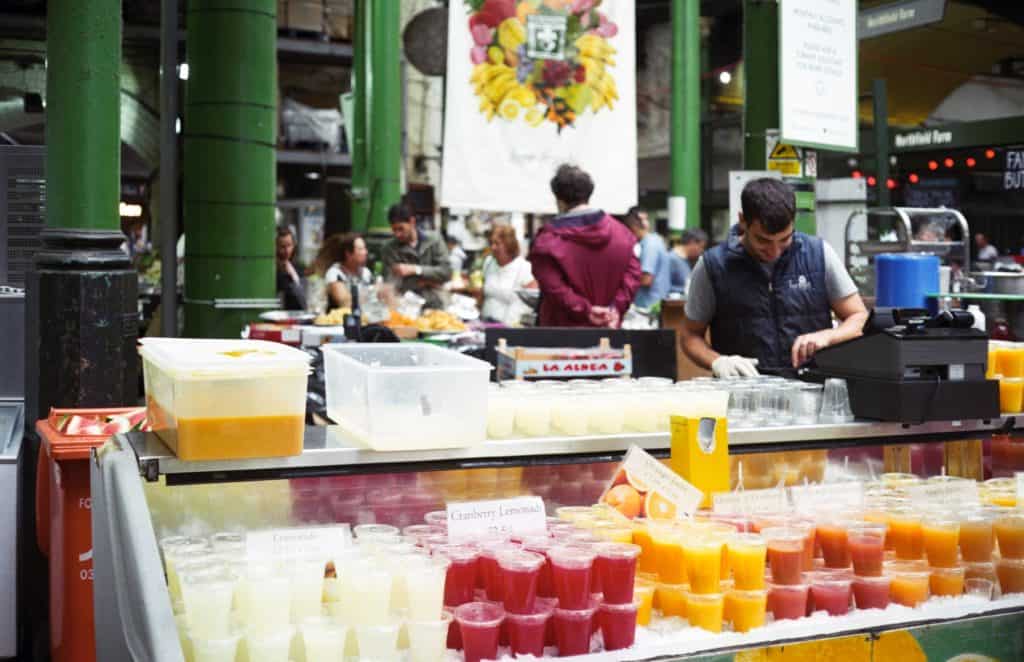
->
768, 160, 801, 175
770, 142, 800, 160
768, 141, 802, 175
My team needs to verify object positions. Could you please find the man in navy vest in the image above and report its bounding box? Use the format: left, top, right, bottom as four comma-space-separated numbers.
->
679, 178, 868, 377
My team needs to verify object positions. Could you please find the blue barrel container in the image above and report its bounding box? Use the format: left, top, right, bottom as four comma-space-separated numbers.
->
875, 253, 940, 309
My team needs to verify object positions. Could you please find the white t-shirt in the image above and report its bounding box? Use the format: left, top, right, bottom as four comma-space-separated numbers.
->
324, 263, 373, 287
482, 255, 535, 326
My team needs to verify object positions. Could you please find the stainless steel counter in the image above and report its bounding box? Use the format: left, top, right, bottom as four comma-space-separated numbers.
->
125, 415, 1019, 484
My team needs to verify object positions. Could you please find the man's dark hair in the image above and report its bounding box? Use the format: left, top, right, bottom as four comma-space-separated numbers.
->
550, 164, 594, 208
387, 202, 415, 224
681, 228, 708, 244
622, 205, 646, 230
740, 178, 795, 234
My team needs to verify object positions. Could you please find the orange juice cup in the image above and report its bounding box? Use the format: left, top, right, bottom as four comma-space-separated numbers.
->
650, 523, 686, 584
633, 578, 656, 626
994, 513, 1024, 558
724, 589, 767, 633
794, 521, 817, 571
816, 521, 851, 570
995, 345, 1024, 378
683, 538, 724, 594
929, 566, 965, 597
889, 509, 924, 561
632, 519, 657, 574
727, 534, 767, 591
922, 516, 960, 568
999, 378, 1024, 414
656, 582, 687, 618
762, 527, 806, 585
996, 558, 1024, 594
959, 511, 996, 563
888, 561, 931, 607
685, 592, 724, 632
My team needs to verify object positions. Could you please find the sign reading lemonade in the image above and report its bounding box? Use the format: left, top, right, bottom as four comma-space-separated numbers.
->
599, 445, 704, 520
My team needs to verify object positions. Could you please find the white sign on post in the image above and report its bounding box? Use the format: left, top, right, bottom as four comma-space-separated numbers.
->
446, 496, 547, 543
780, 0, 858, 152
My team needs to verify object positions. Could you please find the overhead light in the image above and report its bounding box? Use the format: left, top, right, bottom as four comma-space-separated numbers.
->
909, 173, 919, 184
175, 117, 181, 134
178, 63, 189, 80
119, 202, 143, 217
986, 148, 996, 159
889, 155, 898, 166
944, 157, 955, 168
886, 178, 897, 190
847, 158, 859, 168
966, 157, 977, 168
718, 70, 732, 85
928, 160, 939, 171
304, 171, 322, 180
867, 176, 877, 187
851, 170, 863, 179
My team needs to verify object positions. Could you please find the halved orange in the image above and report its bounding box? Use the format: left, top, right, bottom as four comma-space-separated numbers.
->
644, 491, 677, 520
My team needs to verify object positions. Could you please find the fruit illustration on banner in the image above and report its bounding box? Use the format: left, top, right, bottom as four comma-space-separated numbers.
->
604, 468, 675, 520
466, 0, 620, 130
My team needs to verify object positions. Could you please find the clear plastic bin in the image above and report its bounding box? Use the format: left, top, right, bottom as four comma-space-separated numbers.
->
140, 339, 311, 460
322, 343, 490, 451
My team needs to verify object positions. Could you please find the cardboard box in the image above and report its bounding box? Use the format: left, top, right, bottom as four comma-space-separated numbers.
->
278, 0, 323, 33
325, 0, 353, 40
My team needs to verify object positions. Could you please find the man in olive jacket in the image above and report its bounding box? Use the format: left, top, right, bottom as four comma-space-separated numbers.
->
381, 202, 452, 309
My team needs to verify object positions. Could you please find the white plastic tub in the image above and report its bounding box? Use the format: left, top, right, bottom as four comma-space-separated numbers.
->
140, 338, 312, 460
322, 343, 490, 451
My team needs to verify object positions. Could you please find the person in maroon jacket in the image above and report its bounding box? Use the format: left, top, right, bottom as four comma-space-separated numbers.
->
528, 164, 642, 327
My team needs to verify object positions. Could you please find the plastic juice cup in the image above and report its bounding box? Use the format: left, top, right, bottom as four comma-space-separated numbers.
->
888, 561, 931, 607
890, 510, 924, 560
210, 532, 245, 557
189, 631, 240, 662
995, 346, 1024, 378
455, 602, 505, 662
405, 555, 450, 621
498, 549, 545, 614
355, 622, 401, 662
808, 570, 853, 616
179, 563, 235, 639
848, 524, 887, 577
632, 519, 658, 574
792, 521, 817, 571
405, 613, 452, 662
556, 506, 595, 523
656, 582, 687, 618
289, 556, 327, 623
552, 598, 599, 656
599, 601, 639, 650
999, 377, 1024, 413
549, 544, 596, 609
403, 525, 446, 546
434, 544, 479, 607
997, 558, 1024, 594
766, 583, 809, 621
650, 523, 686, 584
922, 517, 960, 568
505, 603, 554, 657
521, 536, 556, 599
592, 522, 634, 543
929, 565, 965, 597
995, 513, 1024, 558
816, 522, 851, 569
959, 512, 996, 563
964, 561, 999, 588
684, 538, 724, 594
245, 626, 294, 662
634, 578, 656, 625
762, 527, 806, 585
343, 560, 392, 626
685, 592, 724, 632
594, 542, 642, 604
164, 543, 213, 604
727, 533, 767, 590
725, 589, 767, 633
852, 574, 891, 609
301, 619, 346, 662
354, 522, 400, 540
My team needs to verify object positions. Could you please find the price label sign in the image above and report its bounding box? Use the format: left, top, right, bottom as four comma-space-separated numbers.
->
790, 482, 864, 513
446, 496, 547, 543
712, 488, 788, 515
906, 480, 980, 510
247, 524, 352, 559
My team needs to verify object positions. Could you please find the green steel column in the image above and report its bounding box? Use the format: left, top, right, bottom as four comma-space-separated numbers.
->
742, 0, 779, 170
367, 0, 402, 232
183, 0, 277, 337
351, 0, 370, 229
873, 78, 891, 208
46, 0, 120, 230
670, 0, 701, 230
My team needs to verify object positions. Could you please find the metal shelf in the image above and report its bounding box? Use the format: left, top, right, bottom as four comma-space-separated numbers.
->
125, 416, 1019, 485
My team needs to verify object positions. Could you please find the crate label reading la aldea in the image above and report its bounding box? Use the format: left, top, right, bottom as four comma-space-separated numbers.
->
446, 496, 547, 543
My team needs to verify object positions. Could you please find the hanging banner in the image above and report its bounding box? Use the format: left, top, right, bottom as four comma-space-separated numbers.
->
440, 0, 637, 214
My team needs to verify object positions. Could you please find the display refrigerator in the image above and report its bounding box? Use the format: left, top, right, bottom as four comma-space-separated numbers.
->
0, 400, 24, 659
91, 419, 1024, 662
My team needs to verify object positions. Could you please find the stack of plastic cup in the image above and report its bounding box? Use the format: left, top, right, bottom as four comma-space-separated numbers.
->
682, 531, 727, 632
594, 543, 641, 649
724, 533, 767, 632
996, 512, 1024, 594
887, 560, 931, 607
921, 513, 965, 597
762, 527, 810, 621
848, 523, 890, 610
807, 570, 853, 616
454, 602, 505, 662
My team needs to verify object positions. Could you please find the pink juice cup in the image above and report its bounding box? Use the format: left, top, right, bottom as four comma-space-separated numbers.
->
522, 535, 556, 598
498, 549, 546, 614
767, 582, 809, 621
594, 543, 642, 605
853, 574, 891, 609
553, 597, 600, 657
809, 570, 853, 616
455, 602, 505, 662
549, 544, 597, 610
479, 542, 520, 602
506, 602, 556, 657
848, 524, 886, 577
598, 601, 639, 651
435, 544, 480, 607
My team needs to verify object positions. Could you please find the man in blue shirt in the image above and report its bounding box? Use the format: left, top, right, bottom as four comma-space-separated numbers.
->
624, 207, 671, 310
668, 228, 707, 294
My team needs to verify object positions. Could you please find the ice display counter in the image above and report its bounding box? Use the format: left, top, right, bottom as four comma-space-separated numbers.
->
91, 420, 1024, 662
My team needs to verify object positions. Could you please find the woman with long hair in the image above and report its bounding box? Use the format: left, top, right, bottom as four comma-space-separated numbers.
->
313, 232, 372, 309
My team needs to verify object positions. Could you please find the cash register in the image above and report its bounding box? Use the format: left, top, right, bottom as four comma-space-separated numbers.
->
809, 308, 1000, 422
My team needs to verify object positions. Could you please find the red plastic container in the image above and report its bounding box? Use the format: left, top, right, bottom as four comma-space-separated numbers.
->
852, 574, 891, 609
553, 598, 599, 657
598, 601, 638, 651
435, 544, 480, 607
479, 542, 519, 602
506, 603, 555, 657
593, 543, 641, 605
849, 527, 886, 577
767, 583, 809, 621
763, 527, 805, 585
455, 602, 505, 662
549, 545, 596, 610
817, 523, 851, 569
498, 550, 545, 614
809, 571, 853, 616
521, 536, 556, 598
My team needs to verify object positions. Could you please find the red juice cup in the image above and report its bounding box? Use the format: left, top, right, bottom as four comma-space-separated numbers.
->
816, 521, 851, 569
762, 527, 806, 585
455, 601, 505, 662
536, 596, 559, 647
435, 544, 480, 607
852, 574, 891, 609
506, 604, 555, 657
553, 597, 599, 657
598, 601, 639, 651
498, 549, 545, 614
444, 606, 462, 650
549, 544, 596, 609
767, 582, 809, 621
522, 535, 556, 598
793, 520, 817, 571
848, 523, 886, 577
479, 542, 520, 602
809, 570, 853, 616
594, 542, 642, 605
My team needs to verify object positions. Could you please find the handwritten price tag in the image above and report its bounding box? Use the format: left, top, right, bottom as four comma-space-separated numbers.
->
446, 496, 547, 543
790, 482, 864, 513
906, 480, 980, 509
247, 524, 352, 559
712, 488, 788, 515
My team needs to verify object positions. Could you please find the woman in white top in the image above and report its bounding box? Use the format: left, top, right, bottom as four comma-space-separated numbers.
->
313, 232, 373, 309
482, 225, 537, 326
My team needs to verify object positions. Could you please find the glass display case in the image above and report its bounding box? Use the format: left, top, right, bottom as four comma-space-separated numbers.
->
91, 418, 1024, 662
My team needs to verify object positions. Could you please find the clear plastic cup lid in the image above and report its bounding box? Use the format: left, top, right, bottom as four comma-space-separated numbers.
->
728, 533, 766, 548
760, 526, 807, 542
548, 544, 597, 567
497, 549, 545, 571
593, 542, 642, 559
521, 535, 554, 553
553, 596, 601, 617
598, 600, 640, 613
354, 523, 400, 539
454, 601, 505, 625
478, 541, 520, 558
433, 544, 479, 563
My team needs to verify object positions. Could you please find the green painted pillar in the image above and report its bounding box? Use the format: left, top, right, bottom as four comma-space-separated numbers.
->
670, 0, 701, 231
183, 0, 278, 338
350, 0, 370, 230
367, 0, 402, 233
46, 0, 120, 230
873, 78, 892, 208
742, 0, 779, 170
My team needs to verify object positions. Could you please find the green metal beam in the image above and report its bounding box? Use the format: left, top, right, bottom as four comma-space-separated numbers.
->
873, 78, 891, 208
367, 0, 401, 233
350, 0, 370, 231
670, 0, 701, 230
742, 0, 779, 170
183, 0, 277, 338
45, 0, 120, 230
